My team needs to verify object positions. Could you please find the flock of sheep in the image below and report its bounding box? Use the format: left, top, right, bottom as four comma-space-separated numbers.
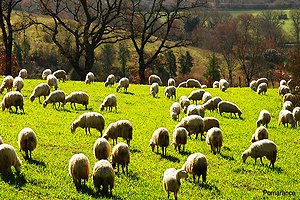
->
0, 70, 299, 199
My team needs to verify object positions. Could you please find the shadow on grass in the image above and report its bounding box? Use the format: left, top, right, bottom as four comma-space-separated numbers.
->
161, 154, 180, 163
76, 184, 99, 198
200, 182, 221, 194
179, 149, 192, 156
130, 148, 141, 154
28, 159, 46, 168
124, 92, 134, 95
0, 172, 27, 189
273, 166, 283, 174
220, 153, 235, 161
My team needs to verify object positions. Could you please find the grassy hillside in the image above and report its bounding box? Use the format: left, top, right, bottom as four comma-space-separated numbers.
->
0, 78, 299, 199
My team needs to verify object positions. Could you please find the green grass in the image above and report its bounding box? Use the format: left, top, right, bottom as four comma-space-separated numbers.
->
0, 78, 299, 199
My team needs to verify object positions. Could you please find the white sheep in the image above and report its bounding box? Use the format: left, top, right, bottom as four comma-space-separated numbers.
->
170, 102, 181, 121
102, 120, 133, 146
177, 81, 187, 88
105, 74, 115, 87
42, 69, 52, 79
182, 153, 207, 183
280, 80, 287, 86
218, 101, 242, 118
278, 85, 290, 96
85, 72, 95, 84
201, 84, 207, 89
213, 81, 219, 88
278, 109, 296, 127
187, 89, 205, 105
257, 82, 267, 94
116, 77, 129, 92
0, 144, 22, 174
257, 77, 268, 86
13, 76, 24, 92
179, 96, 190, 113
256, 110, 271, 128
93, 159, 115, 195
202, 96, 222, 111
93, 138, 111, 160
249, 80, 258, 91
47, 74, 58, 90
206, 127, 223, 154
282, 100, 293, 112
149, 74, 162, 85
172, 127, 188, 153
18, 128, 37, 159
283, 93, 300, 107
68, 153, 90, 186
162, 168, 188, 200
164, 86, 176, 99
186, 79, 201, 88
0, 75, 14, 94
100, 94, 117, 112
18, 69, 27, 79
241, 139, 277, 169
168, 78, 175, 86
71, 112, 105, 136
203, 117, 220, 132
202, 91, 212, 104
53, 69, 67, 82
176, 115, 204, 140
150, 82, 159, 97
1, 91, 24, 113
251, 126, 268, 143
149, 127, 169, 155
186, 104, 205, 118
219, 79, 229, 91
42, 90, 65, 109
111, 142, 130, 174
293, 107, 300, 126
30, 83, 51, 103
64, 91, 89, 110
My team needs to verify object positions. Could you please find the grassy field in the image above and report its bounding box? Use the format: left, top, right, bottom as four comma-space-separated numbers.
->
0, 78, 299, 199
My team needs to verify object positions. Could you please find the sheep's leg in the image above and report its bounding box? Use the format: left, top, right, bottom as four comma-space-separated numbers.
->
88, 128, 91, 135
117, 164, 120, 173
25, 150, 29, 159
260, 157, 263, 165
85, 105, 87, 110
126, 165, 128, 175
174, 191, 178, 200
85, 128, 88, 135
167, 191, 170, 199
156, 146, 159, 153
122, 164, 125, 174
115, 106, 117, 113
183, 145, 185, 152
70, 103, 73, 109
15, 106, 18, 113
74, 103, 77, 110
38, 97, 41, 104
30, 151, 32, 159
116, 138, 118, 145
254, 158, 257, 165
193, 175, 196, 183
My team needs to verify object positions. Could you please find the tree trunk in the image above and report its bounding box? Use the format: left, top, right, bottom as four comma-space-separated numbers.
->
84, 47, 95, 80
138, 53, 146, 84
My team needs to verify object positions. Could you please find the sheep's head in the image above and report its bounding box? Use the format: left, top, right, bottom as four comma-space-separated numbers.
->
14, 157, 22, 174
0, 86, 4, 94
42, 101, 47, 108
29, 95, 35, 102
148, 139, 155, 151
100, 104, 104, 111
221, 86, 226, 92
171, 112, 178, 121
116, 86, 120, 92
70, 123, 77, 133
241, 150, 249, 163
176, 169, 188, 180
104, 81, 108, 87
1, 101, 5, 111
256, 119, 262, 127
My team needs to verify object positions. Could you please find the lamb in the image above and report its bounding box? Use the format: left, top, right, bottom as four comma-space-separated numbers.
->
180, 96, 190, 113
182, 153, 207, 183
250, 80, 258, 91
149, 127, 169, 155
206, 127, 223, 154
68, 153, 90, 186
217, 101, 242, 119
293, 107, 300, 126
164, 86, 176, 99
172, 127, 188, 153
0, 75, 14, 94
282, 100, 293, 112
278, 85, 290, 96
170, 102, 181, 121
256, 110, 271, 128
186, 104, 205, 118
162, 168, 188, 200
278, 109, 296, 127
168, 78, 175, 86
148, 74, 162, 85
18, 128, 37, 159
241, 139, 277, 169
18, 69, 27, 79
177, 81, 187, 88
176, 115, 205, 140
102, 120, 133, 146
92, 159, 115, 195
105, 74, 115, 87
202, 91, 212, 103
93, 138, 111, 160
203, 117, 220, 132
53, 69, 67, 82
219, 79, 229, 91
13, 76, 24, 92
111, 142, 130, 174
47, 74, 58, 90
0, 136, 3, 145
30, 83, 51, 103
64, 91, 89, 110
116, 77, 129, 92
1, 91, 24, 113
257, 82, 267, 94
280, 80, 287, 86
257, 77, 268, 86
100, 94, 117, 112
187, 89, 205, 105
0, 144, 22, 174
150, 83, 159, 97
42, 90, 65, 109
71, 112, 105, 136
283, 93, 300, 107
186, 78, 201, 88
202, 96, 222, 111
42, 69, 52, 79
85, 72, 95, 84
251, 126, 268, 143
213, 81, 219, 88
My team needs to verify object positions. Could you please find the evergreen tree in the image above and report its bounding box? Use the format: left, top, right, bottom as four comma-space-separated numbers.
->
179, 51, 193, 75
101, 44, 116, 76
13, 42, 23, 67
118, 42, 130, 77
165, 50, 177, 78
204, 53, 221, 83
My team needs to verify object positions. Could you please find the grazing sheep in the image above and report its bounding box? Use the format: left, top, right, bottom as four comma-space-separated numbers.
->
280, 80, 287, 86
202, 91, 212, 103
201, 85, 207, 89
0, 75, 14, 94
93, 159, 115, 195
219, 79, 229, 91
93, 138, 111, 160
164, 86, 176, 99
18, 69, 27, 79
213, 81, 219, 88
187, 79, 201, 88
100, 94, 117, 112
250, 80, 258, 91
257, 83, 267, 94
85, 72, 95, 84
170, 102, 181, 121
278, 85, 290, 96
0, 144, 22, 174
182, 153, 207, 183
283, 93, 300, 107
64, 91, 89, 110
206, 127, 223, 154
282, 101, 294, 112
172, 127, 188, 153
0, 136, 3, 145
42, 90, 65, 109
176, 115, 204, 140
187, 89, 205, 105
13, 76, 24, 92
149, 127, 169, 155
53, 69, 67, 82
168, 78, 175, 86
18, 128, 37, 159
287, 79, 296, 94
293, 107, 300, 126
116, 77, 129, 92
103, 120, 133, 146
278, 110, 296, 127
218, 101, 242, 119
150, 83, 159, 97
105, 74, 115, 87
111, 142, 130, 174
30, 83, 51, 103
203, 117, 220, 132
47, 74, 58, 90
241, 139, 277, 169
162, 168, 188, 200
186, 104, 205, 118
149, 74, 162, 85
251, 126, 268, 143
257, 77, 268, 86
256, 110, 271, 128
180, 96, 190, 113
68, 153, 90, 186
42, 69, 52, 79
1, 91, 24, 113
202, 96, 222, 111
177, 81, 187, 88
71, 112, 105, 136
